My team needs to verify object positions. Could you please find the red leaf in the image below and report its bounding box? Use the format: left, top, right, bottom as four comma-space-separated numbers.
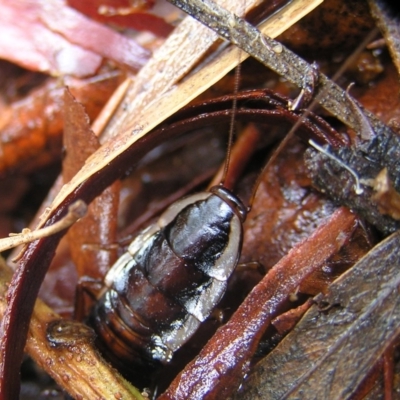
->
0, 0, 150, 77
67, 0, 174, 37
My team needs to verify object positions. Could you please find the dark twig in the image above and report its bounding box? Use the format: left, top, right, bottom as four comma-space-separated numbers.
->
166, 0, 390, 137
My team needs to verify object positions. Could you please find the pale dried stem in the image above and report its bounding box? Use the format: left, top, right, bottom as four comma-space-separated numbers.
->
0, 200, 87, 254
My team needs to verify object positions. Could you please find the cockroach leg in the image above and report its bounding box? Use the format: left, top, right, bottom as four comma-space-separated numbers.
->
289, 286, 300, 302
209, 308, 225, 324
236, 261, 263, 272
288, 62, 319, 111
74, 277, 106, 321
366, 38, 386, 50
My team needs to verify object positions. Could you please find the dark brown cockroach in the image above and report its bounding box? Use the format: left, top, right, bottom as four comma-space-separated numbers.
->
84, 40, 252, 384
87, 184, 247, 374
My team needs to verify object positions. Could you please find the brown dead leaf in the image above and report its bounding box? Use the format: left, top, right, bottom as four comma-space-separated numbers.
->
0, 72, 123, 177
241, 137, 337, 270
62, 88, 102, 182
63, 89, 119, 279
237, 231, 400, 399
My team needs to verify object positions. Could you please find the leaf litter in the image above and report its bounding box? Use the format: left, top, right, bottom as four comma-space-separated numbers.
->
236, 231, 400, 400
0, 0, 398, 400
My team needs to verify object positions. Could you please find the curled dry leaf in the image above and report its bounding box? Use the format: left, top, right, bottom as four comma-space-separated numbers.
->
236, 231, 400, 400
63, 89, 120, 279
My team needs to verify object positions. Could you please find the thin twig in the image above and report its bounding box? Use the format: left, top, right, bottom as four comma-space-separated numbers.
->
0, 200, 87, 253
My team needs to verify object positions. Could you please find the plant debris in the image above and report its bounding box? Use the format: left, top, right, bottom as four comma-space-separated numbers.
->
304, 125, 400, 235
0, 0, 399, 398
235, 231, 400, 399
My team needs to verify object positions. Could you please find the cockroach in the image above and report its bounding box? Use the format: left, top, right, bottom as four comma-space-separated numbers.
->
88, 184, 247, 375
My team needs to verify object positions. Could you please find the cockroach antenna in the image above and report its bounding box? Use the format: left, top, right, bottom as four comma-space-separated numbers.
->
220, 59, 241, 189
308, 139, 364, 195
220, 1, 245, 190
